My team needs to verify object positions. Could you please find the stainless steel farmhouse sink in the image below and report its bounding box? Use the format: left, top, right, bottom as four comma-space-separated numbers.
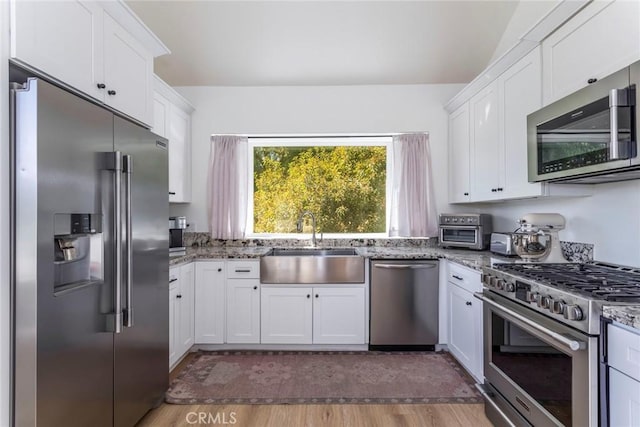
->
260, 248, 365, 284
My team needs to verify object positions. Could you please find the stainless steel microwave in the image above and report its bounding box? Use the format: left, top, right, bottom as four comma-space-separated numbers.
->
527, 60, 639, 184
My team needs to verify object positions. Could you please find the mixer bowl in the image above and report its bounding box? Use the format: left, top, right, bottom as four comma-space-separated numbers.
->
512, 232, 552, 261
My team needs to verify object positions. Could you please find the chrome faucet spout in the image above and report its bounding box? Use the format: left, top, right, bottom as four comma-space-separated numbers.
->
297, 211, 317, 247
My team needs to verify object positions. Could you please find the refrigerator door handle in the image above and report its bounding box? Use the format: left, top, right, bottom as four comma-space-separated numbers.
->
104, 151, 123, 333
123, 154, 134, 328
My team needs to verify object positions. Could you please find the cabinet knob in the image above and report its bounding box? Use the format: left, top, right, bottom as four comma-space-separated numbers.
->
107, 90, 117, 96
587, 78, 598, 84
176, 294, 182, 299
307, 294, 311, 298
217, 268, 222, 272
96, 83, 106, 89
253, 286, 258, 290
465, 301, 472, 306
463, 192, 469, 196
315, 294, 319, 298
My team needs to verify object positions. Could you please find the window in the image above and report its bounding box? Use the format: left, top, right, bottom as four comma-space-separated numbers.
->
247, 136, 393, 237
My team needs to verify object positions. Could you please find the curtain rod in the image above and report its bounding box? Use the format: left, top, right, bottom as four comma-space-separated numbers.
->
212, 132, 429, 139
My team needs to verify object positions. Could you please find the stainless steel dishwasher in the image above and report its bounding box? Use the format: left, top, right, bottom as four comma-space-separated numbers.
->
370, 259, 439, 350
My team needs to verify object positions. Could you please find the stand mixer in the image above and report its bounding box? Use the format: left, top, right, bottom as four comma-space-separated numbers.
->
512, 213, 568, 263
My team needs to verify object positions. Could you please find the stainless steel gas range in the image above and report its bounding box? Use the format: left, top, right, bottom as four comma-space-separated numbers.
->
476, 262, 640, 427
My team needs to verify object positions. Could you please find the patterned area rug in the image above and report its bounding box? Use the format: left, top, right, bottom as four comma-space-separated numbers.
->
166, 351, 481, 405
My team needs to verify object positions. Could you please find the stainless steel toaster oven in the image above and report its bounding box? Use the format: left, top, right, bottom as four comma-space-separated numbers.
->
438, 213, 492, 250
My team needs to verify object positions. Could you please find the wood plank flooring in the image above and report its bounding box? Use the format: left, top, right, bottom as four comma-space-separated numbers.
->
137, 353, 493, 427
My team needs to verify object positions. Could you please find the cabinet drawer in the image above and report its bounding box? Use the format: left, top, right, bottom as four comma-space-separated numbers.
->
609, 323, 640, 382
448, 262, 481, 294
226, 260, 260, 279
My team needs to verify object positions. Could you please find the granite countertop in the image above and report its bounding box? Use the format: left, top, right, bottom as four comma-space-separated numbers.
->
170, 245, 516, 270
602, 305, 640, 331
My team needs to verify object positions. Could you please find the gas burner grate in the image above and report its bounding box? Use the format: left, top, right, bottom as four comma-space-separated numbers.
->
493, 262, 640, 301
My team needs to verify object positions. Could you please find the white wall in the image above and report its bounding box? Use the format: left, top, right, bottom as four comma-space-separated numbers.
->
170, 84, 464, 232
489, 0, 559, 62
1, 1, 11, 425
474, 181, 640, 266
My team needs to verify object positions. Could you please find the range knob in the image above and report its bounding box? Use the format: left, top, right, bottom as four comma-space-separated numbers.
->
496, 279, 505, 290
564, 305, 583, 321
526, 291, 538, 303
481, 274, 491, 286
552, 300, 566, 315
535, 294, 545, 307
542, 296, 553, 310
504, 282, 515, 292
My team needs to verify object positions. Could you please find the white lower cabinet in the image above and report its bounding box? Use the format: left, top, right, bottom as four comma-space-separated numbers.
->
226, 278, 260, 344
607, 322, 640, 426
313, 287, 365, 344
261, 286, 366, 345
446, 262, 483, 382
169, 263, 195, 367
194, 261, 225, 344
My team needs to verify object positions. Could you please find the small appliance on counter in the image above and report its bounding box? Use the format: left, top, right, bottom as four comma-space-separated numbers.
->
438, 213, 492, 250
512, 213, 568, 263
489, 232, 518, 256
169, 216, 187, 254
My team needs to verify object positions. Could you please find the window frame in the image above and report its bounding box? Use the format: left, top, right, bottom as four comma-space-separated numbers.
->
246, 136, 394, 238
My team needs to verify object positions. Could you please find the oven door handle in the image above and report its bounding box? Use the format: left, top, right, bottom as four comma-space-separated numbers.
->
474, 292, 586, 352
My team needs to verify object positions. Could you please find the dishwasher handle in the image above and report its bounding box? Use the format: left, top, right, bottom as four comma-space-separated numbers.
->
374, 263, 438, 270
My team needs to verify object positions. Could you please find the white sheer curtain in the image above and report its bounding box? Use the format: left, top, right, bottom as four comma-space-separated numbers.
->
208, 135, 248, 239
389, 133, 438, 237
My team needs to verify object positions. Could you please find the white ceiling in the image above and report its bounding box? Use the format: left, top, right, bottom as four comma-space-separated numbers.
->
127, 1, 519, 87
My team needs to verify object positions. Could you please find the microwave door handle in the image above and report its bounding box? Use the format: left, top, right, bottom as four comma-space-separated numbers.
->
609, 87, 632, 160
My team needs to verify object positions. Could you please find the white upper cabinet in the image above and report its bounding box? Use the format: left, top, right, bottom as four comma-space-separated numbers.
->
470, 80, 500, 201
542, 0, 640, 104
102, 12, 153, 125
10, 0, 169, 126
154, 75, 194, 203
448, 103, 471, 203
498, 47, 544, 199
10, 0, 104, 100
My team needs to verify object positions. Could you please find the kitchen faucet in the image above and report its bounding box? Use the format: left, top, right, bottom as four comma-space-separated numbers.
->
297, 211, 318, 247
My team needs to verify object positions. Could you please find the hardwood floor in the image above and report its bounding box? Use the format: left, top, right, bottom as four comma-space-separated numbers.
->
137, 353, 493, 427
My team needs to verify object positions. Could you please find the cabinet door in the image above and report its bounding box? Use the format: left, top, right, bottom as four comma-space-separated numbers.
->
178, 263, 195, 355
470, 80, 500, 201
313, 287, 365, 344
168, 105, 191, 203
152, 92, 170, 138
542, 0, 640, 104
169, 268, 180, 367
10, 0, 104, 100
261, 287, 313, 344
194, 262, 225, 344
499, 47, 544, 199
448, 103, 471, 203
447, 283, 483, 381
226, 279, 260, 344
103, 11, 153, 125
609, 368, 640, 427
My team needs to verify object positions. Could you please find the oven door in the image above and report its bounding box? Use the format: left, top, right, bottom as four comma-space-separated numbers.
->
476, 291, 598, 427
439, 226, 478, 248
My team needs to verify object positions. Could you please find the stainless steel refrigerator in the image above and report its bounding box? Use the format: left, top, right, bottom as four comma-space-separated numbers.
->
11, 77, 169, 426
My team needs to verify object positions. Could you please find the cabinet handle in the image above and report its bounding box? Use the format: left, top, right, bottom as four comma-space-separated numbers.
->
253, 286, 258, 290
463, 192, 469, 196
587, 78, 598, 84
217, 268, 222, 272
452, 275, 463, 281
169, 278, 178, 283
307, 294, 311, 298
96, 83, 106, 89
466, 301, 472, 306
235, 269, 251, 273
169, 192, 176, 195
491, 188, 496, 192
176, 294, 182, 299
498, 187, 503, 192
107, 90, 117, 96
